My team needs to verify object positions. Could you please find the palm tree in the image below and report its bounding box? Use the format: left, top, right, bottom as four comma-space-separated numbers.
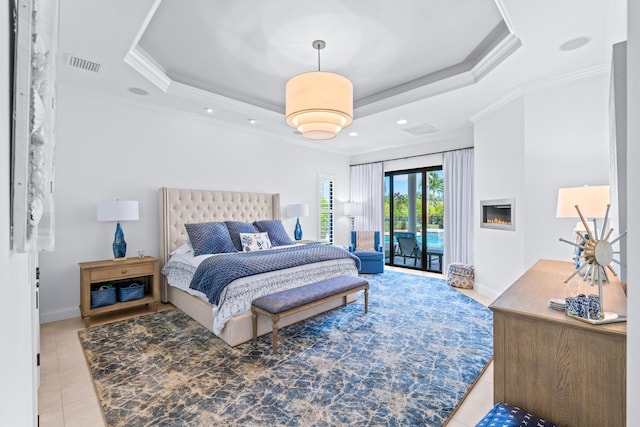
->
427, 171, 444, 227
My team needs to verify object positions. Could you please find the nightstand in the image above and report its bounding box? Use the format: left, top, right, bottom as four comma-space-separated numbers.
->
79, 256, 160, 327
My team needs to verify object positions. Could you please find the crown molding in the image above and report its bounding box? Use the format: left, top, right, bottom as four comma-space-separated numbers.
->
470, 63, 608, 122
124, 46, 171, 92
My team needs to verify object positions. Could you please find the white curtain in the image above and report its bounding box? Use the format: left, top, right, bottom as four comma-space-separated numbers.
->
350, 162, 384, 234
443, 148, 474, 272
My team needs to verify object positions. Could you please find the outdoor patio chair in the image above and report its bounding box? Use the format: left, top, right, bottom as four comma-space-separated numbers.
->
395, 232, 421, 266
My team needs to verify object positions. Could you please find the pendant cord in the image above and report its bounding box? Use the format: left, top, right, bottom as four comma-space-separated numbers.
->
317, 45, 321, 71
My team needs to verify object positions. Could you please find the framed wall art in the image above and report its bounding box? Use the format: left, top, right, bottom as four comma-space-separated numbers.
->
11, 0, 59, 252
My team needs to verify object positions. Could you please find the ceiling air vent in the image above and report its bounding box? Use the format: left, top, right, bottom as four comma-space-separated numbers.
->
404, 123, 438, 136
65, 54, 101, 73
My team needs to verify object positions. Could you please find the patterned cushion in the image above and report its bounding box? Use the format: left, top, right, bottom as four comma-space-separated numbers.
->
355, 231, 375, 250
184, 222, 236, 256
239, 232, 272, 252
476, 403, 557, 427
224, 221, 258, 251
253, 220, 294, 246
447, 263, 474, 289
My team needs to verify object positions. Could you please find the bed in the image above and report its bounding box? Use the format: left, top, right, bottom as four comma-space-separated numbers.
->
158, 187, 360, 346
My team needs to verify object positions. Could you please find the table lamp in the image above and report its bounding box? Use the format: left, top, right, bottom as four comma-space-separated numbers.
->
556, 185, 610, 270
344, 202, 363, 231
556, 185, 627, 323
97, 200, 139, 259
286, 203, 309, 240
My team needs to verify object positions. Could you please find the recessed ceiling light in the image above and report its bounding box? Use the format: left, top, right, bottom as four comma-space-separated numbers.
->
349, 132, 358, 137
128, 87, 148, 96
397, 119, 408, 125
559, 36, 591, 51
248, 119, 258, 124
204, 107, 214, 114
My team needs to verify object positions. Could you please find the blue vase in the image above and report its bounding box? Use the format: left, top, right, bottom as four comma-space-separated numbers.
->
113, 222, 127, 258
294, 217, 303, 240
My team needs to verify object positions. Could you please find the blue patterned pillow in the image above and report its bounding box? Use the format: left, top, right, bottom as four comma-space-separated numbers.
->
184, 222, 236, 256
253, 220, 294, 246
224, 221, 258, 251
476, 403, 557, 427
239, 232, 272, 252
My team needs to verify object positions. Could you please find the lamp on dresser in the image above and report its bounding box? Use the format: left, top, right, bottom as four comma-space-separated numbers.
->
286, 203, 309, 241
97, 200, 139, 260
555, 185, 627, 323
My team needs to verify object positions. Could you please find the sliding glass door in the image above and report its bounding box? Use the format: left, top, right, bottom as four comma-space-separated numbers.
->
384, 167, 444, 273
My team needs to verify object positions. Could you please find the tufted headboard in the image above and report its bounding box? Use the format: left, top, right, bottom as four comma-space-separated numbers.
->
158, 187, 281, 299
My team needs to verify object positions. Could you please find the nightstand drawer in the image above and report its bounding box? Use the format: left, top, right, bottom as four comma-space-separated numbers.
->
90, 263, 154, 282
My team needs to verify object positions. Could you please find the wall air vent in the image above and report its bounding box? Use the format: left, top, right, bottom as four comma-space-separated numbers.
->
403, 123, 438, 136
65, 54, 101, 73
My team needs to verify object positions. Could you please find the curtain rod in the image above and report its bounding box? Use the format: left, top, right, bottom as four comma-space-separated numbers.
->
349, 146, 473, 167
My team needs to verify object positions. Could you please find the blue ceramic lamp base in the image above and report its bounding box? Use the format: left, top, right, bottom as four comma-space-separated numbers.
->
112, 222, 127, 259
294, 217, 303, 240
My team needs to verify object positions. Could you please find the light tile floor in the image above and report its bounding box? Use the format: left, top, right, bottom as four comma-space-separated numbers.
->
39, 268, 495, 426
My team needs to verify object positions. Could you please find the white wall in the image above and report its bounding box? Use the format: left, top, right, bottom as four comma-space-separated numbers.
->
0, 5, 38, 424
473, 96, 527, 297
474, 71, 610, 299
38, 87, 352, 322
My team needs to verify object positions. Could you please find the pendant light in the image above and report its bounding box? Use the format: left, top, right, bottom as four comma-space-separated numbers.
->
285, 40, 353, 140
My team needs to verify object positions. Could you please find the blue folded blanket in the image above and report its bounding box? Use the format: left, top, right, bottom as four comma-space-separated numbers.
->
190, 244, 360, 305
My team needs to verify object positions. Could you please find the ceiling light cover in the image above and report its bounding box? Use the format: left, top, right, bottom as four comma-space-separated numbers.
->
286, 71, 353, 140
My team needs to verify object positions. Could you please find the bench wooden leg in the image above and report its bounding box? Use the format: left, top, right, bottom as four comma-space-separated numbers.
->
271, 314, 280, 354
251, 308, 257, 342
364, 287, 369, 314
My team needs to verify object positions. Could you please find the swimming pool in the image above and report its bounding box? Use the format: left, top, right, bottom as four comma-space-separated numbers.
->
384, 230, 444, 249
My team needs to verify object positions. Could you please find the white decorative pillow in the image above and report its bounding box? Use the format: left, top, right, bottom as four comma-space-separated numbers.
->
239, 232, 272, 252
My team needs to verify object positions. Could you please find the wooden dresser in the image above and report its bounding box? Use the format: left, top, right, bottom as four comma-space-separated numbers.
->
490, 259, 626, 427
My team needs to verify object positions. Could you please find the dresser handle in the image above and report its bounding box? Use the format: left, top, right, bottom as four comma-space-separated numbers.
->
121, 269, 127, 274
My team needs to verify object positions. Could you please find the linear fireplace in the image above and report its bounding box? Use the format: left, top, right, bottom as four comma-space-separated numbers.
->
481, 198, 515, 231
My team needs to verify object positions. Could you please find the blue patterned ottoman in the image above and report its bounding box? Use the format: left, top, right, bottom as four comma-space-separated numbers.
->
476, 403, 557, 427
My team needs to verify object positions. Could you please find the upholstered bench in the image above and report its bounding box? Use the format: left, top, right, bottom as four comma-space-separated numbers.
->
251, 275, 369, 354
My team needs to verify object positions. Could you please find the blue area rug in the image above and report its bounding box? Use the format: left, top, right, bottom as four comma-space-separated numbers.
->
79, 270, 493, 426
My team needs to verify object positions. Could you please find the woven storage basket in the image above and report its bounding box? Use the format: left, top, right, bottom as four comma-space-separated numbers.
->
117, 281, 145, 302
91, 285, 117, 308
447, 263, 475, 289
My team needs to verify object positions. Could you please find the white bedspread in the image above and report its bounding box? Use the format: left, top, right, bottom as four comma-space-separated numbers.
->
162, 246, 358, 334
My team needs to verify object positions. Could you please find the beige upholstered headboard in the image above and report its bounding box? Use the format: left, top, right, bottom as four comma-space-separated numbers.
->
158, 187, 281, 300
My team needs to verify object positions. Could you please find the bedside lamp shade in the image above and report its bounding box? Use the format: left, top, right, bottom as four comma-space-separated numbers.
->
343, 202, 363, 216
97, 200, 139, 259
344, 202, 363, 231
556, 185, 610, 219
286, 203, 309, 241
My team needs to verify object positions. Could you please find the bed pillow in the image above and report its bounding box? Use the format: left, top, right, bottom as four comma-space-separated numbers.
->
253, 220, 294, 246
224, 221, 258, 251
184, 222, 236, 256
239, 232, 272, 252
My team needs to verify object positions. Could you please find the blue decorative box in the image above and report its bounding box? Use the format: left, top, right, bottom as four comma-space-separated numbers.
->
117, 281, 145, 302
91, 285, 117, 308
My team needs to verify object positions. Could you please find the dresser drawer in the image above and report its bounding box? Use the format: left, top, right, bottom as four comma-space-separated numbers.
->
90, 263, 154, 282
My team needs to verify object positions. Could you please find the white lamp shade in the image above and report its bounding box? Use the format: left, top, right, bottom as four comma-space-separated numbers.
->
97, 200, 139, 222
285, 71, 353, 140
344, 202, 363, 216
556, 185, 610, 218
286, 203, 309, 218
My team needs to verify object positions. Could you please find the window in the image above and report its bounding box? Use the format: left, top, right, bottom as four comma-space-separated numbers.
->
318, 174, 334, 244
